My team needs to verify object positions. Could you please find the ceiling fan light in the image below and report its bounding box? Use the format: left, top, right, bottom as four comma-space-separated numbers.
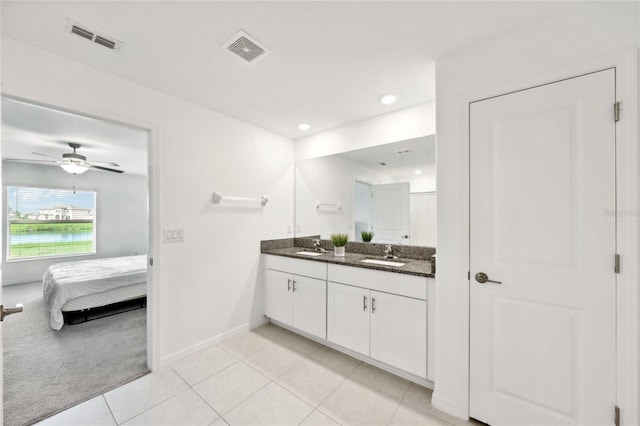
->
60, 162, 89, 175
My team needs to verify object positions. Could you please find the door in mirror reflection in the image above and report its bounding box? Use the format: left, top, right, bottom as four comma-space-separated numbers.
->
355, 182, 410, 244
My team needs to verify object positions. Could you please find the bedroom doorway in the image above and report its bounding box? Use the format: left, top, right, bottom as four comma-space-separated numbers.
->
0, 96, 152, 426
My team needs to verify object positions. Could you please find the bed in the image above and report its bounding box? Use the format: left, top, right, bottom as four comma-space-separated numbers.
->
43, 255, 147, 330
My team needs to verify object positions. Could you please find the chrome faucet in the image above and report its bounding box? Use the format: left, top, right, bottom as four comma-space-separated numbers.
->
384, 244, 399, 260
312, 239, 326, 253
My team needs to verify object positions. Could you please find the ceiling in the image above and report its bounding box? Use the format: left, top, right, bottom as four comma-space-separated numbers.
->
339, 136, 435, 181
2, 97, 149, 176
0, 1, 589, 140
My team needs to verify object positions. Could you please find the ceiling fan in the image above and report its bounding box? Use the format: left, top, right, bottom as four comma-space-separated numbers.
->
7, 142, 123, 174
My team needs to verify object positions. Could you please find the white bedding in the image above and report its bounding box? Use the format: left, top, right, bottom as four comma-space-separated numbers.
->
43, 255, 147, 330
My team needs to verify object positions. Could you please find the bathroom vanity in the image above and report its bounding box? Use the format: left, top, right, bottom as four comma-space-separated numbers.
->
262, 240, 435, 386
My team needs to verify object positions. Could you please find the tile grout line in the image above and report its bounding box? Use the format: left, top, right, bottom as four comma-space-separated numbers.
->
207, 358, 274, 418
102, 394, 119, 426
117, 387, 193, 425
220, 330, 339, 425
174, 348, 259, 422
385, 381, 413, 426
179, 357, 242, 388
295, 345, 352, 425
113, 370, 192, 425
189, 383, 224, 424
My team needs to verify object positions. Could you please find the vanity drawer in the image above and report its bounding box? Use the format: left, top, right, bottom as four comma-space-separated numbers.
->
264, 255, 327, 280
328, 264, 426, 300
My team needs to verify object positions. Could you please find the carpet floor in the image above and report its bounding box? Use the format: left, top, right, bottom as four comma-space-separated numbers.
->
3, 282, 148, 426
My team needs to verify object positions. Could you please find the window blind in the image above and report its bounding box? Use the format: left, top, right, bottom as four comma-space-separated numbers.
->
7, 186, 96, 260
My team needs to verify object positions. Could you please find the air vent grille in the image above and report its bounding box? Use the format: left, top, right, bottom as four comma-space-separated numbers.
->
65, 19, 122, 52
94, 35, 117, 50
71, 25, 93, 40
223, 31, 269, 64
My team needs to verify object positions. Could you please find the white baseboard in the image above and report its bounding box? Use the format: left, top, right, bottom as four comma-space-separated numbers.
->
159, 317, 268, 366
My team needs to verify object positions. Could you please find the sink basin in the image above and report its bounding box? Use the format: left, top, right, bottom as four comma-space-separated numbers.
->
361, 259, 405, 267
295, 251, 325, 257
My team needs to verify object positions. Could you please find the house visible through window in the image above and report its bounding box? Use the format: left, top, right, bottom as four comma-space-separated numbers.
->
7, 186, 96, 260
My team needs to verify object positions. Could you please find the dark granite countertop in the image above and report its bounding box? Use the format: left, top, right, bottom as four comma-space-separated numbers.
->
262, 246, 434, 278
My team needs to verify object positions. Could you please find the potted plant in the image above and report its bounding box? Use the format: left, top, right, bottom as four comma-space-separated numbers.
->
361, 230, 374, 243
330, 233, 349, 256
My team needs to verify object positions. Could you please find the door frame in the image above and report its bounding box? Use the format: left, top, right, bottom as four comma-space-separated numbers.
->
436, 49, 638, 423
0, 93, 161, 372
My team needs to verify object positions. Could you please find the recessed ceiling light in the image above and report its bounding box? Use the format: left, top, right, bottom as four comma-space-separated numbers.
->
298, 123, 311, 131
379, 94, 397, 105
414, 170, 422, 175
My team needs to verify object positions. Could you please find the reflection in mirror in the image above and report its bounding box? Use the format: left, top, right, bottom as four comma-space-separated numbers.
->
295, 135, 436, 246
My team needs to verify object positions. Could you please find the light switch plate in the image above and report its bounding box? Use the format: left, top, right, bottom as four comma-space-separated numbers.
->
164, 228, 184, 243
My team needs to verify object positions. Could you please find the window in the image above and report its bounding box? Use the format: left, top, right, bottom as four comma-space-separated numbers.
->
7, 186, 96, 260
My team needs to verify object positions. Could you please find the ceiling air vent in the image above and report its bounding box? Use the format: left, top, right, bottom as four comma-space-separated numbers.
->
94, 35, 117, 50
70, 25, 93, 41
223, 31, 269, 64
65, 19, 123, 52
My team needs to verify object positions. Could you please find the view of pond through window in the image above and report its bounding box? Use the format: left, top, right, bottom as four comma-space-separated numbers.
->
7, 186, 96, 260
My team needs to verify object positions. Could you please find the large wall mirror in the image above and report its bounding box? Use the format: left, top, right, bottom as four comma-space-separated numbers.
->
295, 135, 436, 247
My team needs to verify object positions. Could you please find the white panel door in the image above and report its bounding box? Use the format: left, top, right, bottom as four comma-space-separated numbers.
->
370, 290, 427, 378
292, 275, 326, 339
470, 70, 616, 425
371, 182, 410, 243
265, 269, 292, 326
327, 282, 369, 356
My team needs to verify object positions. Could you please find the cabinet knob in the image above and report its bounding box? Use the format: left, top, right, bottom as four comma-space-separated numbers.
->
287, 279, 292, 291
363, 295, 367, 311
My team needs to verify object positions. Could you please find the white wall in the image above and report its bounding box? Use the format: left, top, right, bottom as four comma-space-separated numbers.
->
409, 192, 436, 247
2, 162, 148, 285
0, 37, 295, 365
295, 102, 435, 161
435, 2, 639, 421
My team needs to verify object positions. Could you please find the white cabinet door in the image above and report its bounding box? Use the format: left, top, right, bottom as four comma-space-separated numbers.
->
327, 282, 369, 356
370, 291, 427, 378
292, 275, 326, 339
265, 269, 292, 325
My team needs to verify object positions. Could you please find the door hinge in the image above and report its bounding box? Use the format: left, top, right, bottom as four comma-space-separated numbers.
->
614, 102, 621, 122
615, 405, 620, 426
614, 254, 620, 274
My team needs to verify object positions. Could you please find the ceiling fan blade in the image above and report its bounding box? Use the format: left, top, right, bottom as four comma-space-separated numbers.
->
89, 164, 124, 174
91, 161, 120, 167
32, 152, 62, 160
5, 158, 60, 164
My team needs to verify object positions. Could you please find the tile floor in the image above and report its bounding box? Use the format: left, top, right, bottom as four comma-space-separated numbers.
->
36, 323, 474, 426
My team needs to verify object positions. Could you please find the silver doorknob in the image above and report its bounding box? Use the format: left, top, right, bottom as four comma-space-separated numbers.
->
1, 304, 23, 321
475, 272, 502, 285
